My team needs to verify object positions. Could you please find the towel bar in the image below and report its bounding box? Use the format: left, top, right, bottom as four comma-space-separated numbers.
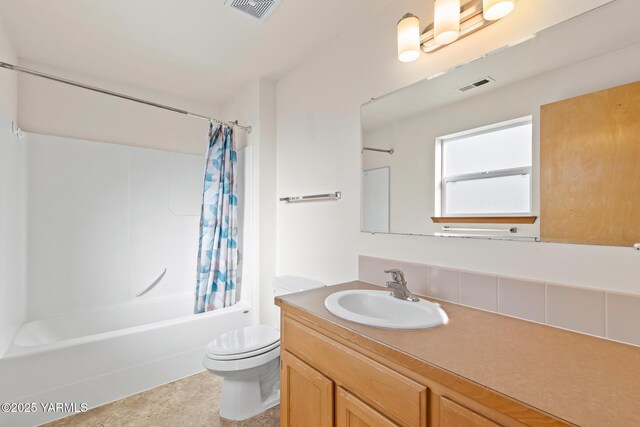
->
279, 192, 341, 203
442, 226, 517, 233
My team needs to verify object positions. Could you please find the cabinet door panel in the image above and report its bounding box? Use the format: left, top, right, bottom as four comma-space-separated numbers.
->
281, 350, 334, 427
337, 387, 399, 427
284, 316, 427, 426
440, 397, 500, 427
540, 80, 640, 246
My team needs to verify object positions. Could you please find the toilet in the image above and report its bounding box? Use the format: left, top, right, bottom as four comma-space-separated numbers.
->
203, 276, 325, 421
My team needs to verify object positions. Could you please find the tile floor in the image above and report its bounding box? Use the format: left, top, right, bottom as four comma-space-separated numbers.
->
43, 372, 279, 427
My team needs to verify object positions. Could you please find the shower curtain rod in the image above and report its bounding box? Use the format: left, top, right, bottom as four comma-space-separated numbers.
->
0, 61, 252, 134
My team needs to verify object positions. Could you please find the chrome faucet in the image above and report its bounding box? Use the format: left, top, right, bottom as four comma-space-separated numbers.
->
384, 269, 419, 302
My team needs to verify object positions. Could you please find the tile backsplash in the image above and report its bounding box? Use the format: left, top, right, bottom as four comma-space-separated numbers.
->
498, 277, 546, 323
358, 255, 640, 348
459, 272, 497, 312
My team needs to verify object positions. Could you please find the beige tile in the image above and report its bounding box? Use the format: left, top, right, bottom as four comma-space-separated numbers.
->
427, 267, 459, 303
399, 262, 429, 296
459, 272, 497, 312
606, 291, 640, 346
498, 277, 545, 323
546, 284, 605, 336
378, 259, 428, 295
358, 255, 380, 285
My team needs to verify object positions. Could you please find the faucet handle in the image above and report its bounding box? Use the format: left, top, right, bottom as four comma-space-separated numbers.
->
384, 269, 406, 284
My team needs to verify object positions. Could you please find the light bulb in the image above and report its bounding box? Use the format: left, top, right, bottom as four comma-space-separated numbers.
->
483, 0, 515, 21
434, 0, 460, 46
397, 13, 421, 62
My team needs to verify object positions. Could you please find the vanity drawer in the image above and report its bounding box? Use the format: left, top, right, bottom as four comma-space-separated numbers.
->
282, 316, 427, 427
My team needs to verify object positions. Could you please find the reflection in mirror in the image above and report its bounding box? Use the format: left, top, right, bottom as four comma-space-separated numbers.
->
437, 116, 532, 217
362, 167, 390, 233
361, 0, 640, 245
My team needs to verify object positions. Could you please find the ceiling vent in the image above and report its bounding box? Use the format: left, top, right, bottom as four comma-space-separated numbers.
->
458, 76, 495, 92
225, 0, 281, 21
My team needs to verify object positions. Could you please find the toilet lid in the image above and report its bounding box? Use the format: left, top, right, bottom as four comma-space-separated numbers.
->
206, 325, 280, 357
206, 340, 280, 361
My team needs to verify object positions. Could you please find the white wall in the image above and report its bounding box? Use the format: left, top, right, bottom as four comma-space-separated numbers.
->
276, 0, 640, 294
24, 133, 206, 320
0, 23, 25, 356
222, 79, 277, 326
17, 59, 220, 155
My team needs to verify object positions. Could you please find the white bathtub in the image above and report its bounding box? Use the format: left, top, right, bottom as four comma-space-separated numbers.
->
0, 294, 253, 427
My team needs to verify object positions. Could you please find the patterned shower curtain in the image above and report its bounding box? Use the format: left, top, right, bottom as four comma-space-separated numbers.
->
195, 124, 239, 313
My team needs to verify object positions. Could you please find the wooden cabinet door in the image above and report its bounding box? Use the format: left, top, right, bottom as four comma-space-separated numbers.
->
281, 350, 334, 427
440, 397, 500, 427
283, 316, 427, 426
337, 387, 399, 427
540, 80, 640, 246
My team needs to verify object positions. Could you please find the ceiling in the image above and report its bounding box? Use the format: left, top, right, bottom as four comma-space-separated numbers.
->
0, 0, 390, 106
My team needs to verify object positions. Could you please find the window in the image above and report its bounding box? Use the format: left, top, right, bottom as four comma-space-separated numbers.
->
437, 116, 532, 217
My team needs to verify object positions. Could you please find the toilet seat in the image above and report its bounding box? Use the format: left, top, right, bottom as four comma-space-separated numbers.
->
203, 345, 280, 373
205, 324, 280, 361
206, 340, 280, 361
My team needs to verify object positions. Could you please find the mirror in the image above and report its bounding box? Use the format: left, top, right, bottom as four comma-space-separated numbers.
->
361, 0, 640, 246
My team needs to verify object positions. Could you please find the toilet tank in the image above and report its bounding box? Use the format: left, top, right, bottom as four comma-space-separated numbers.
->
273, 276, 324, 329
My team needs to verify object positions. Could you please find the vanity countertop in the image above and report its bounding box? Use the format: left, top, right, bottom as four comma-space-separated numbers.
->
276, 281, 640, 427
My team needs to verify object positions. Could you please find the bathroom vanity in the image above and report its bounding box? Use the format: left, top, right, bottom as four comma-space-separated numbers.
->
276, 282, 640, 427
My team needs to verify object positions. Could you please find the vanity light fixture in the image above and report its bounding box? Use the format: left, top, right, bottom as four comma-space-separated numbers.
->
397, 13, 421, 62
483, 0, 515, 20
397, 0, 515, 62
434, 0, 461, 45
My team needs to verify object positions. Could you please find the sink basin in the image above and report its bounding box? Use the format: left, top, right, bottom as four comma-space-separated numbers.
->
324, 290, 448, 330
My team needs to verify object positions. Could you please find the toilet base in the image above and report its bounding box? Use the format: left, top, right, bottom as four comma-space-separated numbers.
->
218, 357, 280, 421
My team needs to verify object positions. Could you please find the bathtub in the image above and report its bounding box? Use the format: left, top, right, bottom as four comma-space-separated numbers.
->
0, 294, 253, 427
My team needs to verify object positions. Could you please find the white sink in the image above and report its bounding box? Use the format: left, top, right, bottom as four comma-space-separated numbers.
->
324, 290, 448, 330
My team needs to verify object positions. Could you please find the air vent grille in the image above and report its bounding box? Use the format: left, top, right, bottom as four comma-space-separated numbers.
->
458, 76, 495, 92
225, 0, 281, 21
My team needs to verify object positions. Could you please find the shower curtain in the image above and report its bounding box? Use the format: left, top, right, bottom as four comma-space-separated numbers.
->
195, 124, 239, 313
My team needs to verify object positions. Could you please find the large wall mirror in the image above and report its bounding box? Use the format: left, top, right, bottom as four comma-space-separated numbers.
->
361, 0, 640, 247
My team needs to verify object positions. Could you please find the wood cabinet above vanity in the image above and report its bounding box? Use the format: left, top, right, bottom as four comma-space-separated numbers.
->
276, 282, 640, 427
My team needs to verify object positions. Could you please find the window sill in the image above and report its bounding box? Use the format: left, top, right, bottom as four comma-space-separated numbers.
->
431, 216, 538, 224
